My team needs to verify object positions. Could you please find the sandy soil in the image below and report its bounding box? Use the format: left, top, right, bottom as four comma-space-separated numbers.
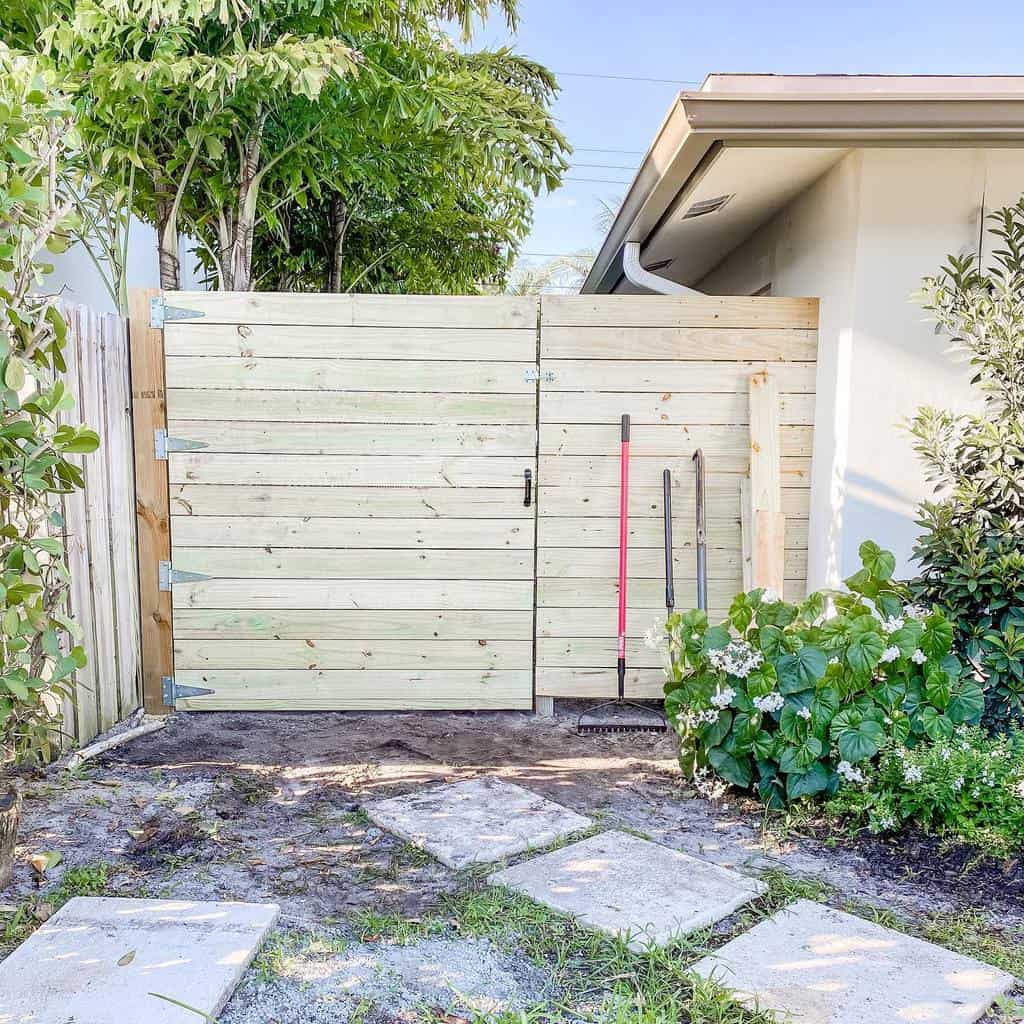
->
4, 707, 1022, 1022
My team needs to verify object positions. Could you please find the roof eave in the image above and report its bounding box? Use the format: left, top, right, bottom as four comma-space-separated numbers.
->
582, 93, 1024, 294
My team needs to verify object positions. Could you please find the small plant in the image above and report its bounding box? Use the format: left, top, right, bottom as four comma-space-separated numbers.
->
826, 726, 1024, 856
660, 542, 983, 806
910, 201, 1024, 730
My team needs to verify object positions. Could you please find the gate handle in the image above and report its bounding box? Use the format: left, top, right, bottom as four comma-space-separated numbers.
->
523, 468, 533, 507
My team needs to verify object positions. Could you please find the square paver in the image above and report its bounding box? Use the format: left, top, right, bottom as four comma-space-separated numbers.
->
0, 896, 279, 1024
365, 776, 592, 869
488, 829, 766, 950
692, 899, 1015, 1024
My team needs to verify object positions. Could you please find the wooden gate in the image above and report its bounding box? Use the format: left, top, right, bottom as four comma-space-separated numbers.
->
534, 296, 818, 700
153, 293, 538, 710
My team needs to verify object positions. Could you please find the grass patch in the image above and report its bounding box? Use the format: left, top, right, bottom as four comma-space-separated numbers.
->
1, 862, 111, 955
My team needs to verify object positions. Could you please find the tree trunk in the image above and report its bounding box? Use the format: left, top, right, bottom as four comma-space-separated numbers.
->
226, 118, 267, 292
154, 184, 181, 291
0, 780, 22, 890
329, 195, 348, 293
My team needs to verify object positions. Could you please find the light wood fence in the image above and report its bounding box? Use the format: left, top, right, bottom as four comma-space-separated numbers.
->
58, 302, 141, 745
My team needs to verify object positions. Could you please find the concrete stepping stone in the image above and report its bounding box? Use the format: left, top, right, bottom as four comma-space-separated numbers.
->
0, 896, 279, 1024
365, 776, 592, 869
692, 899, 1015, 1024
488, 829, 766, 950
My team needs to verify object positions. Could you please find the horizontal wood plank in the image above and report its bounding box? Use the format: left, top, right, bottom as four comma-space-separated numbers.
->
175, 639, 531, 670
538, 578, 806, 609
540, 295, 819, 329
539, 484, 810, 519
167, 389, 537, 424
536, 667, 664, 699
166, 421, 534, 456
540, 325, 818, 361
173, 546, 533, 579
165, 357, 533, 394
538, 547, 805, 579
542, 361, 817, 394
173, 578, 535, 610
165, 323, 536, 361
539, 455, 812, 488
170, 454, 534, 488
170, 484, 534, 519
172, 516, 532, 549
540, 424, 812, 458
536, 637, 664, 668
538, 607, 728, 638
539, 516, 808, 550
172, 669, 533, 710
174, 608, 533, 640
541, 391, 814, 425
166, 292, 537, 328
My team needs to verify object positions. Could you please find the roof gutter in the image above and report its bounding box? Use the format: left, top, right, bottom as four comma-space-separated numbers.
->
622, 241, 701, 296
583, 89, 1024, 294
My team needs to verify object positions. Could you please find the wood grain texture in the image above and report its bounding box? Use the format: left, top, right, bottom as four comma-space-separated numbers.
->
165, 323, 536, 360
174, 608, 533, 640
538, 517, 809, 549
541, 391, 815, 425
165, 357, 533, 393
170, 484, 534, 519
129, 289, 173, 714
172, 516, 533, 549
539, 424, 812, 457
542, 361, 816, 393
165, 291, 537, 328
165, 421, 534, 456
539, 455, 812, 487
166, 389, 536, 424
169, 454, 533, 488
172, 669, 534, 710
540, 295, 819, 329
536, 668, 665, 698
172, 578, 534, 610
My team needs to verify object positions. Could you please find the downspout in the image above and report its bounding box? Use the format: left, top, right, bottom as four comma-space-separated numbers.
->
622, 241, 702, 297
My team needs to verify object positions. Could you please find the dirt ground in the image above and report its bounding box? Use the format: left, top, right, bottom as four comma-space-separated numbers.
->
5, 707, 1023, 1022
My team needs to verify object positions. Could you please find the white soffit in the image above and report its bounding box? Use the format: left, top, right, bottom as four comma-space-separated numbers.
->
624, 144, 847, 290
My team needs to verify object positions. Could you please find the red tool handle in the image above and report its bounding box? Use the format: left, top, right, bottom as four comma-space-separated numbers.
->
617, 414, 630, 698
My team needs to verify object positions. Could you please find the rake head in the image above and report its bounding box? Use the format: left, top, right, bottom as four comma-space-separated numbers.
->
576, 700, 668, 735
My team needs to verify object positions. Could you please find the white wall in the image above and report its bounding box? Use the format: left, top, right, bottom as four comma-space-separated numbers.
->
699, 146, 1023, 588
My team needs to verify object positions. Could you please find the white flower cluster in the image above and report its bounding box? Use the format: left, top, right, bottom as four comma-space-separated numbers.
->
904, 604, 928, 621
911, 649, 927, 665
879, 645, 901, 664
796, 706, 812, 720
880, 615, 905, 635
710, 686, 736, 709
871, 813, 898, 833
836, 760, 864, 784
643, 620, 667, 650
903, 764, 924, 784
707, 640, 763, 678
681, 708, 721, 729
952, 775, 965, 792
761, 587, 781, 604
828, 656, 840, 666
752, 691, 785, 714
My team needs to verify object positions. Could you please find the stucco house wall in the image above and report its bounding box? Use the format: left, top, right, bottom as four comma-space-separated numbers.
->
697, 146, 1024, 589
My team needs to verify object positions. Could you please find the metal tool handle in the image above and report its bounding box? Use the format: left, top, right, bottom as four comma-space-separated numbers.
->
663, 468, 674, 613
693, 448, 707, 612
523, 468, 532, 507
617, 414, 630, 700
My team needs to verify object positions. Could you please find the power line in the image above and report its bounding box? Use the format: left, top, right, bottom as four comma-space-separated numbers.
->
562, 176, 633, 185
573, 147, 645, 155
574, 162, 636, 171
553, 70, 701, 86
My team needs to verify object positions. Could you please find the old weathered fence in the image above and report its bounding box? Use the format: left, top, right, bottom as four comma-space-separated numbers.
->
59, 301, 141, 745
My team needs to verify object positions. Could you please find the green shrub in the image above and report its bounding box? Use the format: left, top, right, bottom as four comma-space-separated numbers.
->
826, 726, 1024, 857
661, 542, 983, 807
910, 203, 1024, 731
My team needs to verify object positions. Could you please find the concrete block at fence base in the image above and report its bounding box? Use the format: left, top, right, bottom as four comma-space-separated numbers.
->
489, 829, 766, 950
366, 776, 592, 869
692, 899, 1015, 1024
0, 896, 279, 1024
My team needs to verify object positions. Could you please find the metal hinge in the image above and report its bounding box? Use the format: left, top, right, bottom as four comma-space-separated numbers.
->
524, 368, 556, 383
154, 429, 209, 460
150, 296, 205, 329
162, 676, 215, 706
159, 560, 211, 591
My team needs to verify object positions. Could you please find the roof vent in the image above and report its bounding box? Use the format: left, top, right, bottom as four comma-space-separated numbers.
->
682, 194, 734, 220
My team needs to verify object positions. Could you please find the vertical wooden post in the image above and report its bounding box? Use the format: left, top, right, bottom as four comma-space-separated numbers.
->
748, 370, 785, 593
128, 289, 172, 714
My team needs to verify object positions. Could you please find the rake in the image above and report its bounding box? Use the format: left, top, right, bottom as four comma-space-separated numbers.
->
577, 414, 667, 735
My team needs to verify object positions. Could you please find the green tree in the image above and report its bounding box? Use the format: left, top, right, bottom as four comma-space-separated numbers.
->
0, 46, 98, 772
4, 0, 565, 294
910, 202, 1024, 730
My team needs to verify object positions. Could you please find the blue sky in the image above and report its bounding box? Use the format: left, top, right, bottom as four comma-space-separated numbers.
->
466, 0, 1024, 262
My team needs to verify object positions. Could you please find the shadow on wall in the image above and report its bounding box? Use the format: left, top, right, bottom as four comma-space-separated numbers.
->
841, 468, 924, 582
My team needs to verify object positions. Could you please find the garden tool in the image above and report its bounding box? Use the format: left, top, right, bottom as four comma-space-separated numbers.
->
693, 448, 708, 612
577, 415, 667, 735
